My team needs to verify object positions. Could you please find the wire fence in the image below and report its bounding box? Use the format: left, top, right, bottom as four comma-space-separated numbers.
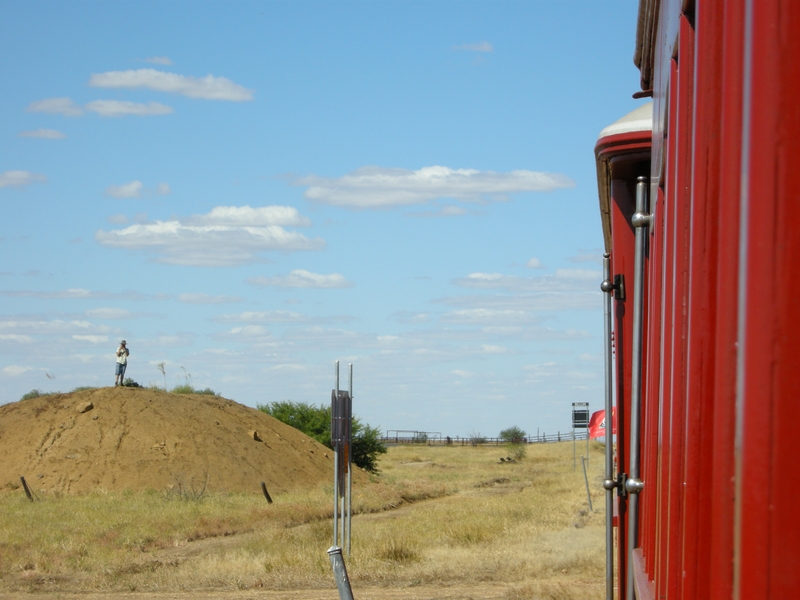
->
380, 430, 590, 446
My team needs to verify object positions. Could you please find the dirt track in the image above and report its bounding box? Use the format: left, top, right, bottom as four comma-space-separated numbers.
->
0, 584, 524, 599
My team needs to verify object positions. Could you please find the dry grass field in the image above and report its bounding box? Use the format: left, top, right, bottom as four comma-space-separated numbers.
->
0, 439, 607, 600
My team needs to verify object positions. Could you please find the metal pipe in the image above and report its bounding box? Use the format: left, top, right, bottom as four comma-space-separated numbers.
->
333, 447, 339, 547
601, 252, 616, 600
581, 455, 593, 512
327, 546, 355, 600
333, 361, 340, 548
626, 176, 649, 600
347, 363, 353, 556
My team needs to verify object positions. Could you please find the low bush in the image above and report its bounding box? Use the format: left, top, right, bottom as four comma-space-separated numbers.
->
172, 384, 219, 396
20, 389, 48, 401
499, 426, 527, 445
469, 430, 487, 446
258, 400, 387, 473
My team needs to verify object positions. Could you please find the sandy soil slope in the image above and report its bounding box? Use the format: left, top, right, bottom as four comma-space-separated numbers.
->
0, 387, 356, 496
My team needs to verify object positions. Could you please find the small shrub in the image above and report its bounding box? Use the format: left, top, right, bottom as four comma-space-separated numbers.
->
165, 472, 209, 501
508, 444, 527, 461
195, 387, 220, 396
171, 384, 219, 396
123, 378, 141, 388
20, 389, 44, 401
171, 384, 195, 394
499, 426, 527, 445
469, 430, 487, 447
258, 400, 387, 473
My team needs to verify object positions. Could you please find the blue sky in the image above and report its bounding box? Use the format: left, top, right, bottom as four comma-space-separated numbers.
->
0, 1, 644, 438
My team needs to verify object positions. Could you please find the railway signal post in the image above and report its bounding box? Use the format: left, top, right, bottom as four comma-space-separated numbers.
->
331, 361, 353, 556
572, 402, 589, 469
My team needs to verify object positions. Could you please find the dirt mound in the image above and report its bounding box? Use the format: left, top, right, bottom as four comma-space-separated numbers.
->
0, 387, 348, 496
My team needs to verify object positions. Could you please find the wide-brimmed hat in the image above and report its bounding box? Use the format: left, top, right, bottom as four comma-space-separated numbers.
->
120, 340, 127, 345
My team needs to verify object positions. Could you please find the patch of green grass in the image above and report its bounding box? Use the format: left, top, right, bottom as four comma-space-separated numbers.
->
171, 384, 220, 396
20, 389, 52, 401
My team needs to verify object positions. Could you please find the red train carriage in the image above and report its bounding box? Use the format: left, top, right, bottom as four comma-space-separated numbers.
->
594, 1, 800, 598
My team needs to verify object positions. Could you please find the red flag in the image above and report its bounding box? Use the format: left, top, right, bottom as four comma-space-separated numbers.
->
588, 408, 617, 439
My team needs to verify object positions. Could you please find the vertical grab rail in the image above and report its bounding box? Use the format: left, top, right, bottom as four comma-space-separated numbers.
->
626, 176, 649, 600
600, 253, 617, 600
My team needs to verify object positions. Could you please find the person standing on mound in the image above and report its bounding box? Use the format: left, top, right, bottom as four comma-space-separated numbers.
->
114, 340, 129, 386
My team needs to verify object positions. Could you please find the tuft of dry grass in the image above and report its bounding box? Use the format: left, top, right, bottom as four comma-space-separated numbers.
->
0, 440, 607, 597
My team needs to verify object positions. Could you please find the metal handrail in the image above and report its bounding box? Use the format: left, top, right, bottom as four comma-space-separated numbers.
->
601, 253, 617, 600
626, 176, 649, 600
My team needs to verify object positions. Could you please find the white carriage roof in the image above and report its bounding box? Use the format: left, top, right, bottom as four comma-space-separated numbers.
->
597, 101, 653, 140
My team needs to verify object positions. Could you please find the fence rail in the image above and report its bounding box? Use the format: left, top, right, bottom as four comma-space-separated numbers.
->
380, 430, 590, 446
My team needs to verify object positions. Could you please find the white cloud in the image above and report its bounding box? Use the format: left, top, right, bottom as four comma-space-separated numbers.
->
296, 165, 574, 209
224, 325, 272, 338
451, 369, 474, 378
178, 293, 242, 304
95, 206, 323, 267
185, 206, 311, 227
86, 100, 174, 117
406, 204, 469, 218
108, 214, 128, 224
522, 361, 597, 384
0, 171, 46, 189
390, 311, 430, 324
526, 257, 544, 269
247, 270, 353, 289
269, 364, 307, 371
26, 97, 83, 116
19, 128, 66, 139
0, 334, 33, 343
437, 292, 600, 312
442, 308, 539, 325
480, 344, 508, 354
146, 56, 173, 65
453, 42, 493, 52
2, 365, 33, 376
85, 308, 131, 319
0, 318, 109, 335
453, 268, 602, 293
105, 180, 143, 198
89, 69, 254, 101
0, 288, 151, 300
105, 181, 171, 198
216, 310, 306, 323
72, 335, 109, 343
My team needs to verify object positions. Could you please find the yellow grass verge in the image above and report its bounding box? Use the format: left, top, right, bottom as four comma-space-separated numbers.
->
0, 441, 607, 599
